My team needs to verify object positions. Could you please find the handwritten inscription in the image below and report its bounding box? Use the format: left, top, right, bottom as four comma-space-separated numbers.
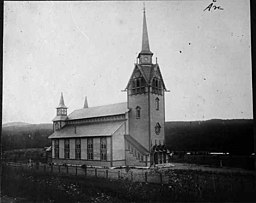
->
204, 0, 224, 12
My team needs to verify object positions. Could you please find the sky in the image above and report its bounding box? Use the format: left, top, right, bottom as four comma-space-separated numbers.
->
3, 0, 252, 124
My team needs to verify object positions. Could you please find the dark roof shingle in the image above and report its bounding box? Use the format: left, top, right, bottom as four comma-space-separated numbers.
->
68, 102, 128, 120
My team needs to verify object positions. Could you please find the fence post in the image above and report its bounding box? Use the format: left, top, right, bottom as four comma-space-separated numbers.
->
145, 172, 148, 183
118, 171, 121, 179
95, 168, 97, 177
106, 170, 108, 179
66, 165, 68, 174
76, 166, 77, 176
160, 172, 163, 184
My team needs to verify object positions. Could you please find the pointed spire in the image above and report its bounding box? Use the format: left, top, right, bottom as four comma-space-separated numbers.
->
141, 5, 151, 54
83, 96, 88, 108
58, 92, 67, 108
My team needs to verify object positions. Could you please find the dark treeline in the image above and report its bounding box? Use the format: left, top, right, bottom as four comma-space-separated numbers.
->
2, 124, 53, 151
2, 119, 254, 156
165, 119, 254, 155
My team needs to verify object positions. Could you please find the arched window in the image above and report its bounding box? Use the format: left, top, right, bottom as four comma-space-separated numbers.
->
155, 97, 159, 110
152, 77, 162, 95
136, 106, 141, 119
155, 122, 161, 135
130, 77, 146, 95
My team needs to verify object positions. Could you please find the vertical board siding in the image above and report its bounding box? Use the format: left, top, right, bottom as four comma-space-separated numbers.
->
70, 139, 75, 159
81, 138, 87, 160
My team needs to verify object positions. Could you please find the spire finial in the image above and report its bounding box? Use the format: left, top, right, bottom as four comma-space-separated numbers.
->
141, 3, 151, 53
143, 2, 145, 14
83, 96, 88, 108
58, 92, 67, 108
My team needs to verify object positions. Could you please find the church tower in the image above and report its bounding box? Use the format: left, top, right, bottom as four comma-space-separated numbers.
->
53, 92, 68, 131
125, 8, 167, 160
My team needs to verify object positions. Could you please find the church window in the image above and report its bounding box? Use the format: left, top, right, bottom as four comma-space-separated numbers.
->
54, 122, 58, 131
131, 77, 146, 95
64, 139, 70, 159
155, 97, 159, 110
54, 139, 59, 159
155, 123, 161, 135
87, 138, 93, 160
75, 138, 81, 159
152, 77, 162, 95
100, 137, 107, 161
136, 106, 141, 119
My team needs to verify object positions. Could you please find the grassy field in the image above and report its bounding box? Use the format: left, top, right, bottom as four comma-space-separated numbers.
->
1, 163, 256, 202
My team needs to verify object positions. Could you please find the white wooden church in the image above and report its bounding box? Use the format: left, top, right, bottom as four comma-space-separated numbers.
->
49, 8, 169, 167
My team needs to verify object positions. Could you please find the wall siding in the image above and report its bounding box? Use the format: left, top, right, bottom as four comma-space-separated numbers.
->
93, 138, 101, 160
106, 137, 111, 161
52, 140, 55, 158
150, 93, 165, 145
128, 93, 150, 150
112, 124, 125, 161
59, 139, 64, 159
70, 139, 75, 159
52, 158, 111, 167
81, 138, 87, 160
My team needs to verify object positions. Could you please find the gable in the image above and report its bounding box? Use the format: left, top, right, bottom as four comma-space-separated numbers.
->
125, 64, 167, 91
149, 64, 167, 90
125, 64, 149, 90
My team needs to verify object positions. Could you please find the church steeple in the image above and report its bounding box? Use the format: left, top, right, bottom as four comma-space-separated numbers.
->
83, 96, 88, 108
58, 92, 67, 108
138, 6, 153, 64
56, 92, 67, 117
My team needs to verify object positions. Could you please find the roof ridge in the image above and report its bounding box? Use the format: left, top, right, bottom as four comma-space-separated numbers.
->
74, 101, 127, 111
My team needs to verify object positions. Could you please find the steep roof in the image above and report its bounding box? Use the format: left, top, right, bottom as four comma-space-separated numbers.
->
49, 121, 125, 139
57, 92, 67, 109
52, 115, 68, 122
140, 8, 152, 55
83, 96, 88, 108
68, 102, 128, 120
125, 64, 167, 90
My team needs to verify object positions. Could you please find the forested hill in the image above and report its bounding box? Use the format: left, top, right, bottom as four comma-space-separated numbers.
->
165, 119, 254, 155
2, 119, 254, 155
2, 123, 53, 151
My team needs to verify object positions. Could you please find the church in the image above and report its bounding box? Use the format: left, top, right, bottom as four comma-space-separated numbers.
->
49, 9, 169, 167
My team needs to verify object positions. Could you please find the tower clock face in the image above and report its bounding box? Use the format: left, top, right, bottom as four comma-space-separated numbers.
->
143, 57, 148, 62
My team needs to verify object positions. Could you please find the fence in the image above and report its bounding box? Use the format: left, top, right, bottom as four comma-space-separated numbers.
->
4, 162, 168, 184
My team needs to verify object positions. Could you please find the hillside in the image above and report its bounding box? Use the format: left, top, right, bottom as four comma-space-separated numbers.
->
2, 122, 31, 127
2, 123, 53, 151
165, 119, 254, 155
1, 119, 254, 155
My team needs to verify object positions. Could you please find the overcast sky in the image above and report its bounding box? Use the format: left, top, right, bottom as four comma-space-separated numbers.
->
3, 0, 252, 124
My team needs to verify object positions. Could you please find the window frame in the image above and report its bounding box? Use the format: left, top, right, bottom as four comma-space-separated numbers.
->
136, 106, 141, 119
54, 139, 59, 159
130, 77, 146, 95
100, 137, 107, 161
87, 138, 93, 160
75, 138, 81, 159
152, 77, 162, 95
155, 122, 161, 135
155, 97, 160, 110
64, 139, 70, 159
